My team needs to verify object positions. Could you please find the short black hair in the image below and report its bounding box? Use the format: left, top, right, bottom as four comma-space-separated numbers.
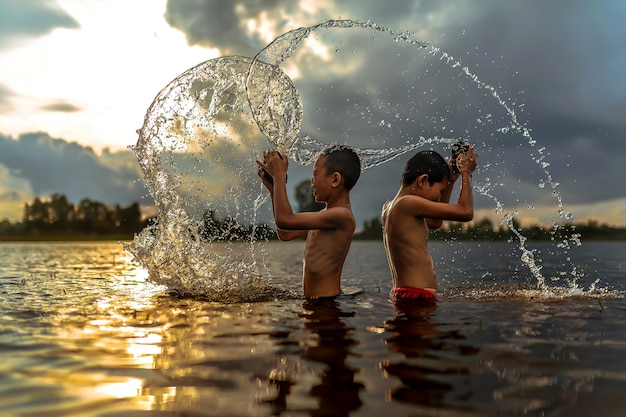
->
320, 145, 361, 191
401, 150, 449, 187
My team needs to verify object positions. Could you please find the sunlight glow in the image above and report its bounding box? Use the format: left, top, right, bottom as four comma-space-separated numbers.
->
245, 12, 279, 45
0, 0, 216, 152
94, 378, 143, 399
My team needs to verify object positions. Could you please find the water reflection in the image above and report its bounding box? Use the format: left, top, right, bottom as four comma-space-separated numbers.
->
264, 298, 364, 416
383, 299, 479, 413
2, 242, 625, 416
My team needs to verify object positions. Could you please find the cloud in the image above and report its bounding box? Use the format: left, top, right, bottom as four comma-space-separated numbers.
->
165, 0, 381, 55
0, 0, 79, 51
0, 83, 13, 112
0, 132, 149, 221
40, 101, 82, 112
160, 0, 626, 226
0, 164, 33, 220
1, 1, 623, 227
163, 0, 483, 55
164, 0, 272, 56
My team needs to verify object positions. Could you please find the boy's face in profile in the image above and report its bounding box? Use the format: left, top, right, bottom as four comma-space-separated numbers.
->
311, 155, 331, 203
419, 178, 448, 202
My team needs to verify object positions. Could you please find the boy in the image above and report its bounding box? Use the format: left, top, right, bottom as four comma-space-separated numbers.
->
257, 145, 361, 298
381, 146, 477, 301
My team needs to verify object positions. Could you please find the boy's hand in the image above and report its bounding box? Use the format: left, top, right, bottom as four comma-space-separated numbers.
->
257, 165, 273, 190
447, 158, 460, 183
256, 150, 288, 183
456, 145, 477, 174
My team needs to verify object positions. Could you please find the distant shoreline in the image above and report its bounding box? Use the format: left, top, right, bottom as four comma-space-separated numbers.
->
0, 234, 134, 242
1, 234, 624, 243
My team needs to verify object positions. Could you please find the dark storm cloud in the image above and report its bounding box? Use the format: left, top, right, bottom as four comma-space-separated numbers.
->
163, 0, 626, 219
0, 0, 79, 50
0, 132, 148, 207
430, 1, 626, 207
163, 0, 447, 55
40, 101, 82, 112
165, 0, 295, 56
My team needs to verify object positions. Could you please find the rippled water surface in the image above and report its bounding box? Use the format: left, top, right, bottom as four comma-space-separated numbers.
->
1, 240, 625, 416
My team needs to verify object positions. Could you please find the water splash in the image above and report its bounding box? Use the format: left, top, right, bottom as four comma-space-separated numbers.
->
246, 19, 584, 287
445, 283, 623, 301
124, 56, 300, 301
246, 19, 440, 167
126, 19, 587, 300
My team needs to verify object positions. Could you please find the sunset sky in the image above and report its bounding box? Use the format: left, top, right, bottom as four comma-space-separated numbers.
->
1, 0, 625, 228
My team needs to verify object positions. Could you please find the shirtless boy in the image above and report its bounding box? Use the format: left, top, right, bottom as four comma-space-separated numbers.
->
257, 145, 361, 298
381, 146, 477, 301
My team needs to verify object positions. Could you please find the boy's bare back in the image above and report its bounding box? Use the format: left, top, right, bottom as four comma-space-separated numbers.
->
382, 147, 477, 295
382, 197, 437, 290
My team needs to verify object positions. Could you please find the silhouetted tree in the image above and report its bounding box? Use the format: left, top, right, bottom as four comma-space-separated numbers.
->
75, 198, 115, 233
114, 202, 142, 233
49, 193, 74, 228
6, 193, 626, 241
23, 197, 51, 233
355, 216, 383, 240
198, 209, 276, 241
200, 209, 220, 240
19, 194, 147, 236
294, 179, 325, 212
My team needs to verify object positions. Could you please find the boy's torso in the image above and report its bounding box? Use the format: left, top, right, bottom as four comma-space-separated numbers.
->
382, 197, 437, 290
302, 213, 355, 298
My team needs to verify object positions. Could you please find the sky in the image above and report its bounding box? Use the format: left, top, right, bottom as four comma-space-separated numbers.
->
1, 0, 625, 228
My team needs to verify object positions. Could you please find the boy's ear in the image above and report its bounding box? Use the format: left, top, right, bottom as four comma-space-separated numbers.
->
331, 172, 342, 188
416, 173, 430, 188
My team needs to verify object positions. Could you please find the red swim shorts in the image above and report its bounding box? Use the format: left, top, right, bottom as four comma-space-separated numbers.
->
390, 287, 437, 301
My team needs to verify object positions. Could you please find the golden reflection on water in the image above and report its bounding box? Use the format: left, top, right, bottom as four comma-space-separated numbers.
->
93, 378, 143, 399
2, 241, 625, 416
24, 243, 174, 413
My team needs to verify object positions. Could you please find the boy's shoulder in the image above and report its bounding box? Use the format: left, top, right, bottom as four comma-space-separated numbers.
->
324, 204, 355, 218
322, 205, 356, 228
386, 194, 428, 218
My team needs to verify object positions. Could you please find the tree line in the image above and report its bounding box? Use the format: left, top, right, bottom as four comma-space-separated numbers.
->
354, 213, 626, 241
1, 186, 624, 241
0, 193, 149, 238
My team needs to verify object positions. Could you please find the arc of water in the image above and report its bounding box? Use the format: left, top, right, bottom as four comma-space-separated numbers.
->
244, 18, 581, 284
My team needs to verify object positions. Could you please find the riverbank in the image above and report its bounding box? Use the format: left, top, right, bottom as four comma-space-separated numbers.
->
0, 234, 134, 242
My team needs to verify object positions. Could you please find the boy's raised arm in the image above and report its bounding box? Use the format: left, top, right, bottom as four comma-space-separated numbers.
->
270, 171, 310, 239
257, 164, 307, 240
256, 150, 296, 228
257, 150, 349, 233
403, 146, 477, 223
426, 158, 461, 229
453, 145, 477, 220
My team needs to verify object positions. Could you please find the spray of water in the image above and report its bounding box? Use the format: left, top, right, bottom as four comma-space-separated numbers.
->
126, 19, 590, 301
253, 20, 589, 288
124, 56, 300, 301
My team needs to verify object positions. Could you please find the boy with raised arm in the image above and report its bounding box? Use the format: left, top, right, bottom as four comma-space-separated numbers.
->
382, 145, 477, 301
257, 146, 361, 298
